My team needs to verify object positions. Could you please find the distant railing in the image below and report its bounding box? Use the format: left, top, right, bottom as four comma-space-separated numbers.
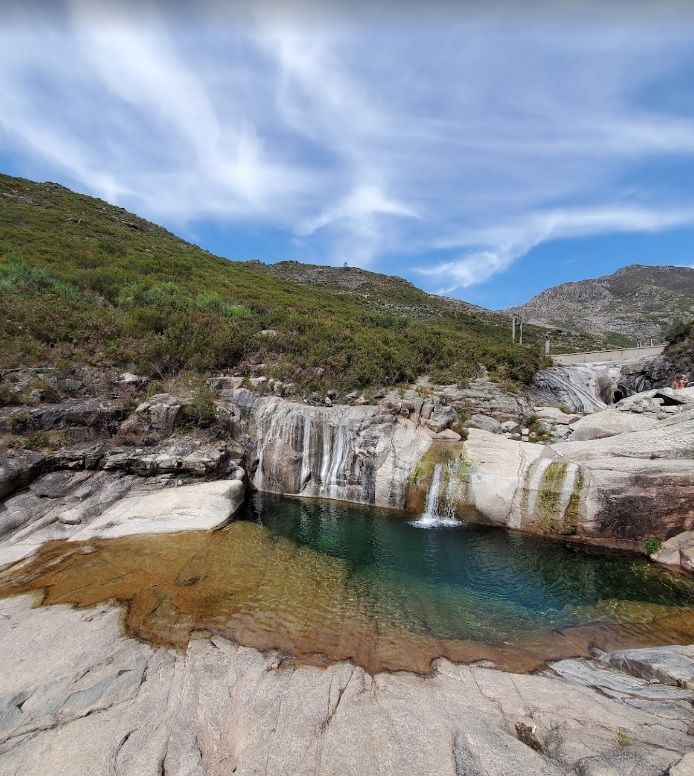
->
551, 344, 666, 365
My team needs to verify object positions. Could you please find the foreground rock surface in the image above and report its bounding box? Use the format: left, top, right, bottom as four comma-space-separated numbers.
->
0, 595, 691, 776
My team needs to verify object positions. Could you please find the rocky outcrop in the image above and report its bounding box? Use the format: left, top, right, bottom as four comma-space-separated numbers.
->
652, 532, 694, 572
103, 439, 244, 478
0, 438, 244, 503
568, 409, 658, 441
0, 397, 126, 434
531, 364, 612, 412
0, 450, 46, 499
505, 263, 694, 343
227, 389, 432, 509
415, 405, 694, 543
68, 479, 244, 541
0, 466, 246, 566
617, 354, 673, 395
0, 594, 691, 776
531, 356, 680, 414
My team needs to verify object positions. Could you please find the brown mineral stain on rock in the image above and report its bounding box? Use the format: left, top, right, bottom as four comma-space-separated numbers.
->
1, 521, 693, 675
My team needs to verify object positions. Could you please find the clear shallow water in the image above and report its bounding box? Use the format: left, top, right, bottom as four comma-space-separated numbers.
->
242, 494, 694, 642
1, 492, 693, 673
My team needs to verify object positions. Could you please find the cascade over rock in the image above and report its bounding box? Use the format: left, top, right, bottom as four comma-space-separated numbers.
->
226, 389, 432, 509
531, 364, 612, 412
431, 410, 694, 543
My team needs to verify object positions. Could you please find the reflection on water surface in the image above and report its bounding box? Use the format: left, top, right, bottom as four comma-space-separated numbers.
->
1, 492, 693, 673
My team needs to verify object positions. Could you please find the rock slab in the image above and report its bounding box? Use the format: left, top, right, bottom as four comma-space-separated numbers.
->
69, 479, 245, 541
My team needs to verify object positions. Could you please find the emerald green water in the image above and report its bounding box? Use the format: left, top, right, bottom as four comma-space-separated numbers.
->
2, 492, 693, 673
240, 493, 694, 643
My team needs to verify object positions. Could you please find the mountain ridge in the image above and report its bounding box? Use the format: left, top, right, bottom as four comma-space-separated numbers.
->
505, 263, 694, 345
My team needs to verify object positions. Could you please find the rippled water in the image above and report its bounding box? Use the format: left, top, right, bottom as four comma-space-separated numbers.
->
1, 492, 693, 673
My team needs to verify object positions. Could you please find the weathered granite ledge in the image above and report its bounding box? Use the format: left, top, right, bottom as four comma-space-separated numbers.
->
0, 595, 691, 776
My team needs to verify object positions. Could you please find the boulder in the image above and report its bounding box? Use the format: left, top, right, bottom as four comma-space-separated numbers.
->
432, 429, 462, 441
69, 479, 245, 541
424, 405, 456, 432
208, 375, 244, 391
48, 441, 106, 470
569, 409, 658, 441
652, 531, 694, 571
119, 372, 146, 385
135, 393, 186, 435
0, 450, 46, 500
464, 414, 502, 434
535, 406, 581, 424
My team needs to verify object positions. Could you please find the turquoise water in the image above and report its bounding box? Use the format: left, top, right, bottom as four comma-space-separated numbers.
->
239, 493, 694, 643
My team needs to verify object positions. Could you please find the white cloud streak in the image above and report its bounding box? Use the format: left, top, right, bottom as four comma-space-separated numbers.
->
418, 206, 694, 290
0, 0, 693, 283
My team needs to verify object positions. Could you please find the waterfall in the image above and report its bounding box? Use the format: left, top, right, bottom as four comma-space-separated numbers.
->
424, 464, 442, 516
410, 463, 460, 528
234, 390, 432, 509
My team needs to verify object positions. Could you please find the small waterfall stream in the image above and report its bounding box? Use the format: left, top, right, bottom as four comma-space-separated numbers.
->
410, 463, 460, 528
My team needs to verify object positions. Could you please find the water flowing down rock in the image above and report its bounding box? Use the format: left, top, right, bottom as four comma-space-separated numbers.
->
226, 389, 432, 509
531, 364, 613, 412
416, 405, 694, 543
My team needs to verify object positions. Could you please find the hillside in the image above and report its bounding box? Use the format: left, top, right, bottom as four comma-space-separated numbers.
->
665, 319, 694, 379
256, 261, 601, 353
0, 173, 547, 390
506, 264, 694, 346
257, 260, 488, 319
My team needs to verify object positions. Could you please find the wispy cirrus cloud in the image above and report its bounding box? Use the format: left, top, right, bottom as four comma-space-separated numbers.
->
419, 206, 694, 290
1, 0, 694, 291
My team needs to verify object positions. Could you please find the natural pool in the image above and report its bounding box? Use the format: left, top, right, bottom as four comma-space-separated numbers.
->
2, 492, 693, 673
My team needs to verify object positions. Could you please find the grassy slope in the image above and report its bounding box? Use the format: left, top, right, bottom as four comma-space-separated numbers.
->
665, 320, 694, 378
259, 261, 602, 353
0, 173, 548, 390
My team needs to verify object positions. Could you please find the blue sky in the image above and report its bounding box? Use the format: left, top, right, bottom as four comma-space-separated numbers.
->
1, 0, 694, 309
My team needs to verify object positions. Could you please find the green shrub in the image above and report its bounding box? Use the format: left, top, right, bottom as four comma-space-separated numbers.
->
179, 383, 218, 428
0, 386, 25, 406
643, 537, 662, 556
0, 172, 552, 391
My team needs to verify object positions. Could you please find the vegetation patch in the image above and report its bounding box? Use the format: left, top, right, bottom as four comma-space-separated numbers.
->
562, 468, 583, 536
536, 461, 569, 535
643, 537, 663, 556
0, 173, 549, 391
